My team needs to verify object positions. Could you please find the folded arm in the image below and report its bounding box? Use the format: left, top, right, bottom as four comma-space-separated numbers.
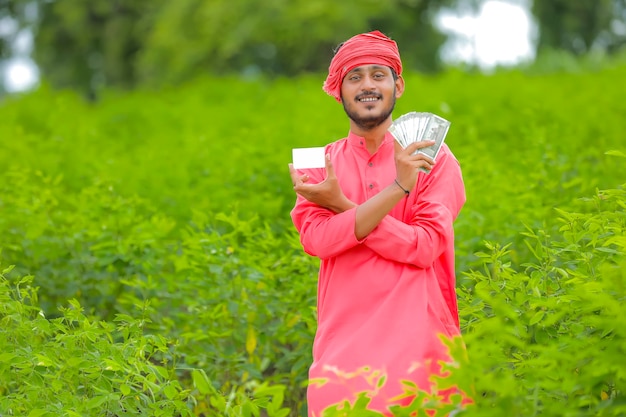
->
364, 147, 464, 267
289, 142, 464, 266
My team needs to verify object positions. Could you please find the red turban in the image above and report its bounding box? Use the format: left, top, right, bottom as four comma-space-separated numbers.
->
323, 30, 403, 102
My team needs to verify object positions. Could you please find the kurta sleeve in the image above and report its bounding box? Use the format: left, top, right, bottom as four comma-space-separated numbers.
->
290, 169, 363, 260
362, 147, 466, 268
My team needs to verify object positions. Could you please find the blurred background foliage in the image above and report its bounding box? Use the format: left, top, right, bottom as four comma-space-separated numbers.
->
1, 0, 625, 97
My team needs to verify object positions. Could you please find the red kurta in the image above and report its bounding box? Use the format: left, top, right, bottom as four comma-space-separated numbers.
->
290, 130, 466, 416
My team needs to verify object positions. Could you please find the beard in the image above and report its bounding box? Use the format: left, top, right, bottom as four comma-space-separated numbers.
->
341, 88, 397, 131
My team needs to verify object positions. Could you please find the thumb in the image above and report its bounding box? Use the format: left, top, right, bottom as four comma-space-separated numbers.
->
324, 154, 336, 179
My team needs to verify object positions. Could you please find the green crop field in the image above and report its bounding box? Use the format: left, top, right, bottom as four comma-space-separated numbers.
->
1, 63, 625, 416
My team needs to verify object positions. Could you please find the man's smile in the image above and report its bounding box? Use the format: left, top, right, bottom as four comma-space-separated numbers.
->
356, 93, 382, 103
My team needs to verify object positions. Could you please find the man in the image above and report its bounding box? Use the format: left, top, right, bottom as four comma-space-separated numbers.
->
288, 31, 466, 416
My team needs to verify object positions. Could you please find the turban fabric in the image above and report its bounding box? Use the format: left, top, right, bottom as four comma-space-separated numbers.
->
322, 30, 403, 102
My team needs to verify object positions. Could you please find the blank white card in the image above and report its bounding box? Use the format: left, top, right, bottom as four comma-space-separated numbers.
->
292, 147, 326, 169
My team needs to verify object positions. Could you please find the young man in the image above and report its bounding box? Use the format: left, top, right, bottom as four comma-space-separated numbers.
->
289, 31, 466, 416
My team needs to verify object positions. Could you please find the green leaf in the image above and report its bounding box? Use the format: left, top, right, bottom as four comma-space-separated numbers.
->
246, 326, 257, 355
85, 395, 109, 409
529, 310, 545, 325
163, 383, 177, 400
2, 265, 15, 275
273, 410, 290, 417
0, 352, 17, 363
191, 369, 213, 395
605, 150, 626, 158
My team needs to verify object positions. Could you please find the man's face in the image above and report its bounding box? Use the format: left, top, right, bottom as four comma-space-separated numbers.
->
340, 65, 401, 131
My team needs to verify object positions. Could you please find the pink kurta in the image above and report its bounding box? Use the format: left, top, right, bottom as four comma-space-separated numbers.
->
290, 131, 466, 416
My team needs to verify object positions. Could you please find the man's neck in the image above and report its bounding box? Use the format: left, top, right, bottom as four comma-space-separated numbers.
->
350, 118, 393, 154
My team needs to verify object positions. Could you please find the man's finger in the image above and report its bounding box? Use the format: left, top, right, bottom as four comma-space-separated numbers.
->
406, 140, 436, 153
412, 151, 436, 165
288, 163, 301, 187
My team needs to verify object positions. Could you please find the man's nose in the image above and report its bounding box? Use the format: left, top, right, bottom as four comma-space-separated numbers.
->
360, 75, 376, 90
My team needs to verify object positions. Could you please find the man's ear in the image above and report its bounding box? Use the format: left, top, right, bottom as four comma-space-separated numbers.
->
395, 75, 405, 98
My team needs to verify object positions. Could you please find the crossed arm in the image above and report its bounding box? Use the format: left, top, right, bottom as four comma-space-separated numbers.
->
289, 140, 435, 240
289, 141, 465, 267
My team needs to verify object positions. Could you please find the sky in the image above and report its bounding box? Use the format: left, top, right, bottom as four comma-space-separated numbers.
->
1, 0, 535, 92
437, 0, 536, 69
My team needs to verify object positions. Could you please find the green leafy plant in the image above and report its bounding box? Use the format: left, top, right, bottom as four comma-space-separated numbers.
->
1, 64, 624, 416
0, 266, 291, 416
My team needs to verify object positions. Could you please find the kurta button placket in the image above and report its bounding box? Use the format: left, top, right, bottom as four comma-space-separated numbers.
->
365, 159, 376, 195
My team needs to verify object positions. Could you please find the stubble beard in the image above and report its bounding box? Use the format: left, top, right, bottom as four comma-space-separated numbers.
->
341, 89, 396, 131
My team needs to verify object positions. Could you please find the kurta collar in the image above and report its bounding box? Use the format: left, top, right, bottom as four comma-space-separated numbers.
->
347, 130, 395, 151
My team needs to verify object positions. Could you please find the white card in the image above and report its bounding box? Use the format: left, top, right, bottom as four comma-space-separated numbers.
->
292, 147, 326, 169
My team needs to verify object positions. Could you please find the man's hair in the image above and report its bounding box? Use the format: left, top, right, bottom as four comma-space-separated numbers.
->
332, 42, 399, 81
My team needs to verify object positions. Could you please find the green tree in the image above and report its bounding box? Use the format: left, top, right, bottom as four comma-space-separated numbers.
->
532, 0, 626, 55
135, 0, 388, 84
8, 0, 455, 95
137, 0, 452, 85
369, 0, 454, 73
5, 0, 626, 96
34, 0, 156, 99
0, 0, 34, 95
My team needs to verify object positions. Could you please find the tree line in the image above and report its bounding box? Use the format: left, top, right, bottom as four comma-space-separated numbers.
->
1, 0, 625, 97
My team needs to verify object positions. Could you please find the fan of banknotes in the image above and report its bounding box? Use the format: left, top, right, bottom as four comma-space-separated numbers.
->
389, 112, 451, 173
